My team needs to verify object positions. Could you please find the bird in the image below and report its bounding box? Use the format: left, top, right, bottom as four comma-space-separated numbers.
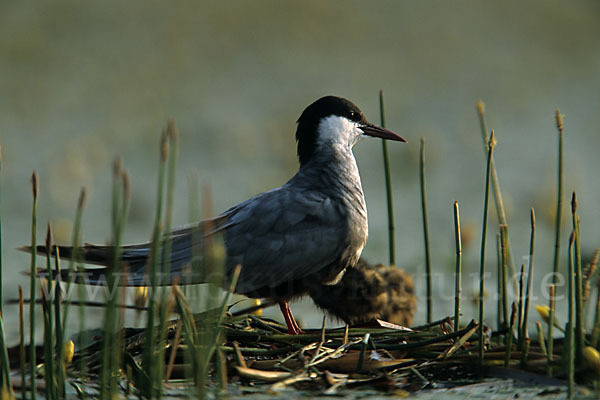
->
22, 95, 406, 334
309, 258, 417, 327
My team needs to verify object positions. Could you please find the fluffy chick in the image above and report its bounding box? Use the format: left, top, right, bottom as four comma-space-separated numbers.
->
309, 258, 417, 326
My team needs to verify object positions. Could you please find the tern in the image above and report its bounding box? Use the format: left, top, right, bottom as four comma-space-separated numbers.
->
25, 95, 406, 334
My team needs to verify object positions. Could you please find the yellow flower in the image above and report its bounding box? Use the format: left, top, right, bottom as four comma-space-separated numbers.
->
583, 346, 600, 375
63, 340, 75, 364
535, 304, 565, 333
535, 305, 549, 322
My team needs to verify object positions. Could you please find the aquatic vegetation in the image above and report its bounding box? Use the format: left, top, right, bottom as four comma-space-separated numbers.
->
1, 98, 600, 400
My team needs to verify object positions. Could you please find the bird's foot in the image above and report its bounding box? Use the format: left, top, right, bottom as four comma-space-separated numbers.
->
286, 319, 306, 335
279, 301, 305, 335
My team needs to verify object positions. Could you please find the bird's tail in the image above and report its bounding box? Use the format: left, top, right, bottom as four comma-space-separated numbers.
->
18, 232, 210, 287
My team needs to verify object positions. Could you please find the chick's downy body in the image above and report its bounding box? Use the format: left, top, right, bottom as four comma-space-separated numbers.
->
309, 258, 417, 326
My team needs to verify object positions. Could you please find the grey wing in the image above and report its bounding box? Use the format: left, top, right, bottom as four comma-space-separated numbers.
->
222, 187, 350, 295
31, 188, 350, 291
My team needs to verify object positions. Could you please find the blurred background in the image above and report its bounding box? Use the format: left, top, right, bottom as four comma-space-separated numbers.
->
1, 1, 599, 343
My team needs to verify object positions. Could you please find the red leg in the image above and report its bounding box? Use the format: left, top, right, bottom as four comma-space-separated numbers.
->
278, 301, 305, 335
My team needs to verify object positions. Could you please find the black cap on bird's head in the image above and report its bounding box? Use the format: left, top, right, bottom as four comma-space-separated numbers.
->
295, 96, 406, 165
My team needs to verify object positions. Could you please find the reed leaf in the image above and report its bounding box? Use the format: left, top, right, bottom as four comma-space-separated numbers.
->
156, 120, 179, 396
571, 192, 584, 365
479, 130, 495, 365
19, 286, 25, 400
453, 201, 462, 332
476, 102, 516, 287
29, 172, 39, 398
500, 225, 509, 332
567, 230, 575, 399
0, 145, 10, 396
504, 302, 517, 367
517, 264, 524, 345
143, 130, 169, 398
100, 163, 129, 399
552, 110, 564, 285
536, 321, 547, 358
0, 313, 11, 396
547, 284, 555, 376
521, 209, 535, 347
43, 225, 56, 400
420, 137, 432, 323
379, 90, 395, 266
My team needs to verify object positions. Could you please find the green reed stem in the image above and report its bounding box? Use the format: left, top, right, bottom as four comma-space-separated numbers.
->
520, 250, 534, 366
40, 285, 51, 400
479, 130, 495, 366
522, 209, 535, 347
216, 347, 228, 392
144, 131, 169, 399
77, 266, 86, 377
53, 249, 64, 398
29, 172, 38, 399
476, 102, 516, 288
59, 188, 87, 376
0, 145, 3, 315
572, 193, 584, 365
0, 146, 9, 396
162, 121, 178, 275
114, 172, 130, 391
53, 251, 61, 349
44, 225, 56, 400
500, 225, 509, 332
379, 91, 395, 266
420, 137, 432, 323
100, 163, 129, 400
547, 284, 555, 376
0, 314, 11, 396
157, 120, 179, 396
60, 188, 86, 325
100, 165, 119, 399
552, 110, 564, 286
520, 337, 530, 369
198, 265, 241, 398
110, 159, 121, 231
536, 321, 547, 357
188, 171, 201, 222
410, 316, 456, 331
453, 201, 462, 332
517, 264, 524, 345
172, 286, 199, 385
504, 302, 516, 367
496, 234, 502, 342
19, 286, 25, 400
100, 161, 121, 399
567, 231, 575, 399
187, 171, 201, 300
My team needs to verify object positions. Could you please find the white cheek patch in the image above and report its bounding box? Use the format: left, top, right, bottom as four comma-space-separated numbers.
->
317, 116, 361, 147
